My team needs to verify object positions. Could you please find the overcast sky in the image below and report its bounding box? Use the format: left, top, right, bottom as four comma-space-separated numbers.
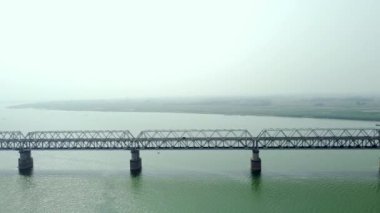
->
1, 0, 379, 101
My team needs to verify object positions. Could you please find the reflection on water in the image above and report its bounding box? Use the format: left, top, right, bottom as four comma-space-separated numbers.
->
251, 174, 261, 192
17, 172, 36, 194
377, 172, 380, 193
131, 174, 143, 191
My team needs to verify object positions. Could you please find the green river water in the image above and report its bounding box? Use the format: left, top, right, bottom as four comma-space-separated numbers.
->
0, 106, 379, 212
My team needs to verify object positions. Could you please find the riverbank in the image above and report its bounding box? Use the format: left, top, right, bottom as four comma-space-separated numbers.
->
9, 96, 380, 122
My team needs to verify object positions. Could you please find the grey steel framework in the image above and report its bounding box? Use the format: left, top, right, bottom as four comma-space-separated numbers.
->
256, 128, 380, 149
0, 131, 24, 150
0, 128, 379, 150
135, 129, 253, 149
22, 131, 134, 150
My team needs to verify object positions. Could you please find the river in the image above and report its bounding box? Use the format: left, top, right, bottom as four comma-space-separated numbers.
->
0, 105, 379, 212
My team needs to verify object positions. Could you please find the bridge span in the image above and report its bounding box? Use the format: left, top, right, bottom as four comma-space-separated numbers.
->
1, 128, 379, 175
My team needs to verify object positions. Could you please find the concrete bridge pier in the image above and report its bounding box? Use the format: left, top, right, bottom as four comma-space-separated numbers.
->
130, 149, 142, 175
251, 148, 261, 175
18, 149, 33, 171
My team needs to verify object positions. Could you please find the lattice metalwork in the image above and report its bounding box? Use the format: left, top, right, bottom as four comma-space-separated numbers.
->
1, 128, 379, 150
256, 128, 380, 149
24, 130, 135, 150
134, 129, 254, 149
0, 131, 24, 150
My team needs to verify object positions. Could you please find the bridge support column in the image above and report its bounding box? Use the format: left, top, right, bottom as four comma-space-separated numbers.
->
18, 149, 33, 171
251, 149, 261, 175
130, 149, 142, 175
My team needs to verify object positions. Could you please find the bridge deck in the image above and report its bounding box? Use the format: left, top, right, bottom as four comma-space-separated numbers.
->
0, 129, 379, 150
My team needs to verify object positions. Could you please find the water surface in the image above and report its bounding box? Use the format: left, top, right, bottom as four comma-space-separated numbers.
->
0, 106, 379, 212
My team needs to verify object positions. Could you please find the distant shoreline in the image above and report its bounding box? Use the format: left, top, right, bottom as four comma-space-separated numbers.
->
9, 97, 380, 122
9, 106, 380, 122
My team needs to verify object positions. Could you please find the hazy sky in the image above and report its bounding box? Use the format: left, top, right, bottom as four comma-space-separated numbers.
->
1, 0, 379, 101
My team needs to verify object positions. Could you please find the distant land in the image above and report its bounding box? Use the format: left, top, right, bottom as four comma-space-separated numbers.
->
9, 96, 380, 122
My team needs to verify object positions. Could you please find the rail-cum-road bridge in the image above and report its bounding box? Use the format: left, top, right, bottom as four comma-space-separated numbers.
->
1, 128, 379, 175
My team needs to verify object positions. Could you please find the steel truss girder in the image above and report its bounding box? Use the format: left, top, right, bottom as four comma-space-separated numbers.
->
0, 128, 379, 150
256, 128, 380, 149
134, 129, 253, 149
0, 131, 24, 150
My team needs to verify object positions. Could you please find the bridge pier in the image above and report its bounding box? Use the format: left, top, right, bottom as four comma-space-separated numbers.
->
18, 149, 33, 171
251, 149, 261, 175
130, 149, 142, 175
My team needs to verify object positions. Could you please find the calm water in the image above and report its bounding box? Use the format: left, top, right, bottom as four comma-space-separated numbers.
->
0, 106, 379, 212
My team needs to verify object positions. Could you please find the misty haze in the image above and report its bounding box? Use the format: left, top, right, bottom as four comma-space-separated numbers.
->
0, 0, 379, 213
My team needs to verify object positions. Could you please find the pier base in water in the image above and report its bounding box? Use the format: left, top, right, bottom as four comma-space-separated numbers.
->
130, 149, 142, 175
18, 149, 33, 172
251, 149, 261, 175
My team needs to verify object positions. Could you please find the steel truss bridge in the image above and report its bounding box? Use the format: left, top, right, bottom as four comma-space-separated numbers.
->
1, 128, 379, 150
